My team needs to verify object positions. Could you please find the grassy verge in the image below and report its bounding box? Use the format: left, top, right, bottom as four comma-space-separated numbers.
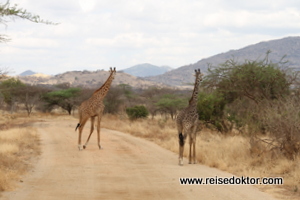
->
101, 114, 300, 200
0, 113, 40, 192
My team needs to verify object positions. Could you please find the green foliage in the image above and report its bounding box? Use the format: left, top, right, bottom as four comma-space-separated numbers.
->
0, 78, 25, 106
203, 56, 292, 104
126, 105, 149, 120
104, 86, 123, 114
155, 94, 187, 119
197, 91, 229, 132
118, 84, 136, 100
201, 53, 299, 134
46, 88, 81, 99
197, 91, 226, 122
43, 88, 81, 115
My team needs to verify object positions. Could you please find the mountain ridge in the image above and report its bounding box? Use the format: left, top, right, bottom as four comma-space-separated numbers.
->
17, 36, 300, 88
145, 36, 300, 86
122, 63, 172, 77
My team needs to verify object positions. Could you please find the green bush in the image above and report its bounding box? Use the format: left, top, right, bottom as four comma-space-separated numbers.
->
203, 56, 292, 104
126, 105, 149, 120
197, 91, 227, 132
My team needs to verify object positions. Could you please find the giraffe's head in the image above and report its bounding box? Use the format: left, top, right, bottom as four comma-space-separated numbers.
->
109, 67, 117, 79
194, 69, 203, 83
109, 67, 117, 74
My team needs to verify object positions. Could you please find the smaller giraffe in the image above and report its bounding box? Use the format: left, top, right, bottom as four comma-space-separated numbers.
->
75, 67, 116, 150
176, 69, 203, 165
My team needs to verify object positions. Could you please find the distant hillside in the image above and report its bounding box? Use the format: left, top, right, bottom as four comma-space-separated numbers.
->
123, 63, 172, 77
18, 69, 170, 89
146, 36, 300, 86
19, 70, 36, 76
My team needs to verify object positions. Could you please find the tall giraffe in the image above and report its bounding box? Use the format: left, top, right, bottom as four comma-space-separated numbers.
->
176, 69, 203, 165
75, 67, 116, 150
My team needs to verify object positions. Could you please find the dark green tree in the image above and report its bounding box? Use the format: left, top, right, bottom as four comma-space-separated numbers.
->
155, 94, 187, 119
201, 54, 298, 133
126, 105, 149, 120
197, 91, 227, 131
0, 78, 25, 112
141, 87, 173, 119
104, 86, 123, 114
203, 56, 293, 104
43, 88, 81, 115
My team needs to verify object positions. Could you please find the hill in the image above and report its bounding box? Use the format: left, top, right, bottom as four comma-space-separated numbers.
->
122, 63, 172, 77
146, 36, 300, 86
19, 70, 36, 76
18, 69, 169, 89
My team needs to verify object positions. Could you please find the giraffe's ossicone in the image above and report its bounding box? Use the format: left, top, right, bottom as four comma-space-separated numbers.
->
75, 67, 116, 150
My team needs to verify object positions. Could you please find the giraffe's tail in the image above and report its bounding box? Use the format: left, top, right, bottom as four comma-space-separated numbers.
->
75, 123, 80, 131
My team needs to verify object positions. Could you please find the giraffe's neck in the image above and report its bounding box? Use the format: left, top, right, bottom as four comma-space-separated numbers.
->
189, 77, 201, 106
93, 73, 115, 99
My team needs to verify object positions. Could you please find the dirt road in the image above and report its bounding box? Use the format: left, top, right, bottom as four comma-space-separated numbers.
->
2, 119, 276, 200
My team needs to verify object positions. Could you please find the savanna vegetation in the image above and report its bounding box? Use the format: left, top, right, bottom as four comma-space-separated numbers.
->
0, 3, 299, 197
0, 0, 56, 194
1, 53, 300, 199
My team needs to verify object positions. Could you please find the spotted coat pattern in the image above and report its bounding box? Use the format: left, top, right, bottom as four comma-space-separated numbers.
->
75, 67, 116, 150
176, 69, 203, 165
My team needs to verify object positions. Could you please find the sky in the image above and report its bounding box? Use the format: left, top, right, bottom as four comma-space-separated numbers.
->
1, 0, 300, 75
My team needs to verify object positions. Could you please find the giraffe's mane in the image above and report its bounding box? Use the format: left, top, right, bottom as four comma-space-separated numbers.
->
188, 76, 200, 105
93, 72, 114, 95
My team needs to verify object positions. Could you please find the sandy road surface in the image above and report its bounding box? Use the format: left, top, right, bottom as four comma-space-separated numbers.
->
2, 119, 276, 200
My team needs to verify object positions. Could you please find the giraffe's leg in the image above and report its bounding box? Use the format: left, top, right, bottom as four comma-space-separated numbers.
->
97, 114, 103, 149
177, 123, 184, 165
189, 135, 193, 164
191, 123, 198, 164
83, 117, 95, 149
178, 132, 187, 166
78, 117, 89, 151
193, 137, 196, 164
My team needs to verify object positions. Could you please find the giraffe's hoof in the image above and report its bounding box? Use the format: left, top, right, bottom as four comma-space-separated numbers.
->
83, 145, 86, 149
179, 159, 184, 166
78, 145, 82, 151
98, 145, 102, 149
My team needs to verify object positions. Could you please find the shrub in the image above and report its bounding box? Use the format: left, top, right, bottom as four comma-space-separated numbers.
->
260, 97, 300, 160
126, 105, 149, 120
203, 55, 294, 104
197, 91, 227, 132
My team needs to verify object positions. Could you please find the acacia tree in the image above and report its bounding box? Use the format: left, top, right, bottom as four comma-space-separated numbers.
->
18, 85, 49, 116
156, 94, 186, 119
0, 78, 25, 112
197, 91, 228, 132
43, 88, 81, 115
141, 87, 172, 119
203, 56, 294, 104
201, 54, 299, 135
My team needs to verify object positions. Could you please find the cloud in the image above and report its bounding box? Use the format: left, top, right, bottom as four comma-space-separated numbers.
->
2, 0, 300, 75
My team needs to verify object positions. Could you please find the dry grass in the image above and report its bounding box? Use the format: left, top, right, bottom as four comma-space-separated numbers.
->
101, 114, 300, 200
0, 113, 41, 192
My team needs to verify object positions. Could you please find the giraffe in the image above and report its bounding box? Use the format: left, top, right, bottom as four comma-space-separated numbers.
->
176, 69, 203, 165
75, 67, 116, 150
